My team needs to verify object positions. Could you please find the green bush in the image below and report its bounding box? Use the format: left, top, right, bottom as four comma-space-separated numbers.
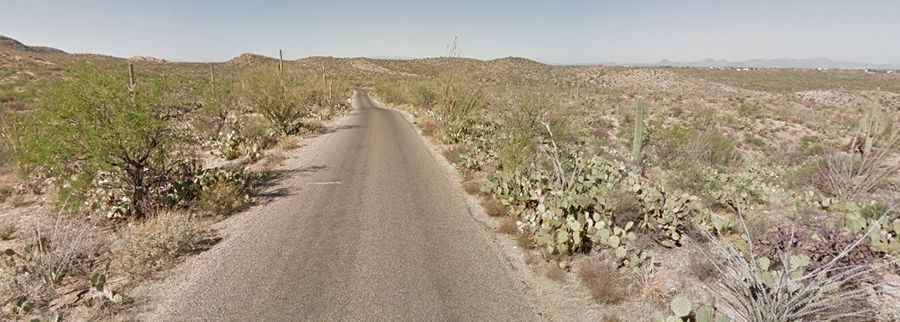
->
194, 168, 254, 216
193, 79, 238, 144
652, 124, 740, 169
435, 81, 488, 144
242, 70, 312, 136
11, 65, 179, 217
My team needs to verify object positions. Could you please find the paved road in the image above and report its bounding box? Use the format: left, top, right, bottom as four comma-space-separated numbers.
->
147, 91, 538, 321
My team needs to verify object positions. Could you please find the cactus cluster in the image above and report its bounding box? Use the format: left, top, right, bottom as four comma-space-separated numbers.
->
634, 184, 702, 247
845, 207, 900, 255
592, 220, 654, 272
487, 151, 752, 258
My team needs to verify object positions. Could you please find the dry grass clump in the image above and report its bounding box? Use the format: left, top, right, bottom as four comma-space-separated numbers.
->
275, 136, 301, 151
26, 218, 104, 287
496, 216, 518, 234
0, 185, 12, 204
301, 120, 328, 135
544, 263, 567, 282
481, 197, 506, 217
516, 232, 534, 250
194, 181, 249, 216
462, 179, 482, 195
576, 257, 629, 304
420, 119, 438, 137
687, 249, 718, 282
112, 212, 208, 279
258, 153, 288, 171
443, 145, 468, 165
601, 314, 624, 322
1, 217, 104, 317
0, 223, 15, 240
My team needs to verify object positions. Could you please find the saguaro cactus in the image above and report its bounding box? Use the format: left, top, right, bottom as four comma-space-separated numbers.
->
632, 102, 647, 165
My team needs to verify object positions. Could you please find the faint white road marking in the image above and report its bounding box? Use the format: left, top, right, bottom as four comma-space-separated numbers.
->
309, 181, 342, 185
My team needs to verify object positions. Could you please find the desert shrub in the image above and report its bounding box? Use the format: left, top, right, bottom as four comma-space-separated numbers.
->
797, 135, 825, 160
0, 185, 11, 204
238, 115, 278, 155
0, 223, 14, 240
420, 119, 438, 137
1, 218, 103, 317
700, 210, 878, 322
817, 110, 899, 198
737, 101, 764, 118
652, 124, 740, 169
194, 167, 255, 215
497, 216, 518, 234
577, 257, 629, 304
434, 80, 488, 144
11, 65, 181, 217
195, 180, 249, 216
687, 249, 718, 282
112, 212, 207, 279
242, 69, 312, 136
482, 197, 507, 217
25, 220, 103, 286
495, 94, 546, 172
544, 263, 567, 282
443, 145, 468, 165
462, 178, 482, 195
193, 79, 238, 142
373, 82, 408, 105
412, 84, 437, 109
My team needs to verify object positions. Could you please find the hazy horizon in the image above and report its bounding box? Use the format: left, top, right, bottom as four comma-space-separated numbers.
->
2, 0, 898, 65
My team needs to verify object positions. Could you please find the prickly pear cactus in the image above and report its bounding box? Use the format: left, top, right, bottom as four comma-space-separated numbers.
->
844, 205, 900, 256
661, 295, 731, 322
633, 183, 702, 247
753, 253, 811, 290
592, 220, 654, 273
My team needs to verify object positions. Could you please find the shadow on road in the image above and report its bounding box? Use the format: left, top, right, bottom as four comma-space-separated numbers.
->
251, 164, 328, 205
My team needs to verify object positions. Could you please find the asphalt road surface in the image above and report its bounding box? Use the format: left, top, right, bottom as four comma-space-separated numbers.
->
147, 91, 538, 321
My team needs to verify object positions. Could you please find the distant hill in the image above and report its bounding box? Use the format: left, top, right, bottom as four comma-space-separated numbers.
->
651, 57, 899, 70
0, 35, 68, 54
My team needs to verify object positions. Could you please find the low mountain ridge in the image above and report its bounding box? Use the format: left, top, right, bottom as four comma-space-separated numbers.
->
0, 35, 68, 54
653, 57, 899, 70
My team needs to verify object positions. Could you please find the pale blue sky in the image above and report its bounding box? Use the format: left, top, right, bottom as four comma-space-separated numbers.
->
2, 0, 898, 64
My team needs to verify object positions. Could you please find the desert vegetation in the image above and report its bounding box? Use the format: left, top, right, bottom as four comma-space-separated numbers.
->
2, 35, 900, 321
372, 61, 900, 320
0, 39, 352, 319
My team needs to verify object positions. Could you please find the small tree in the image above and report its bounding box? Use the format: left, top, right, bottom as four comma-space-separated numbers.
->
13, 65, 175, 217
